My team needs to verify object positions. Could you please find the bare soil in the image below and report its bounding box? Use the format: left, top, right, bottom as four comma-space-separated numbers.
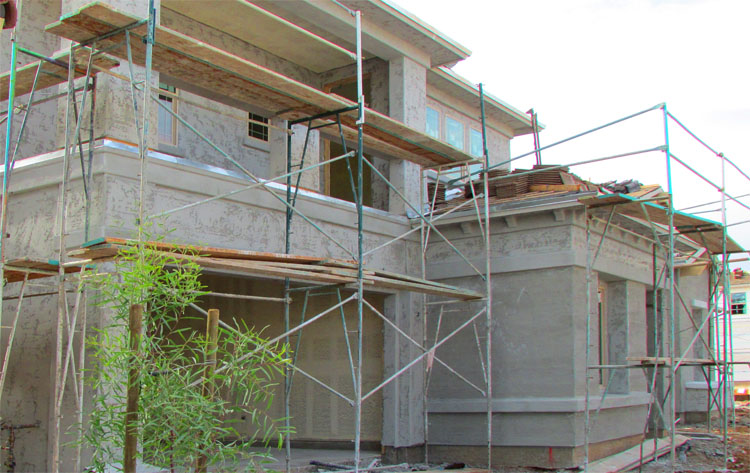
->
638, 402, 749, 473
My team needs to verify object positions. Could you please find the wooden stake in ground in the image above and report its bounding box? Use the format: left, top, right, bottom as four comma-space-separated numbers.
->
195, 308, 220, 473
124, 304, 143, 473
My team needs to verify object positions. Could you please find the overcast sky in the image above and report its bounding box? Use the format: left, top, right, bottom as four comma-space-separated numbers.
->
398, 0, 750, 269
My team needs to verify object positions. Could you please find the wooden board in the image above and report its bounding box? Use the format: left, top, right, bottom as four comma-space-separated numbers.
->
587, 435, 688, 473
627, 356, 715, 366
69, 238, 484, 300
162, 0, 354, 73
46, 2, 474, 166
0, 48, 119, 101
75, 237, 356, 265
3, 258, 88, 283
529, 184, 582, 192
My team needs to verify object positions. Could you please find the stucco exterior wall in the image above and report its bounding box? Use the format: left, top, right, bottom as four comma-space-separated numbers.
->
420, 206, 710, 468
0, 144, 423, 470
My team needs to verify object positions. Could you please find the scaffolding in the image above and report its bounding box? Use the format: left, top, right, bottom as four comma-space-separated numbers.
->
0, 1, 494, 472
0, 1, 746, 473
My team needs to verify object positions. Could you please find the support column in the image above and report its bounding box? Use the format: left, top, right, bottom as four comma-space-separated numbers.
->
606, 281, 630, 394
388, 56, 425, 215
382, 290, 425, 457
269, 117, 288, 179
269, 120, 320, 192
56, 0, 161, 149
646, 289, 670, 434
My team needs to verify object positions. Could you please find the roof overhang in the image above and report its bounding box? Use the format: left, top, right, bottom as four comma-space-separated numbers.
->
581, 193, 745, 255
251, 0, 470, 69
427, 67, 537, 137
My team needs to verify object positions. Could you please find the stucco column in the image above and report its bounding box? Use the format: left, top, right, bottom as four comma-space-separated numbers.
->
646, 289, 670, 432
56, 0, 161, 149
382, 290, 425, 450
606, 281, 630, 394
382, 234, 424, 452
269, 121, 320, 192
268, 117, 288, 180
388, 56, 425, 215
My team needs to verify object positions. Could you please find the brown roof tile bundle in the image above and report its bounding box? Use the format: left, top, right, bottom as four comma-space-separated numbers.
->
464, 169, 510, 198
427, 182, 447, 207
530, 164, 568, 186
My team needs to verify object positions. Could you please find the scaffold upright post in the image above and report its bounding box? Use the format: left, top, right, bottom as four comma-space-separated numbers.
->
479, 83, 493, 468
354, 9, 365, 473
0, 2, 21, 407
284, 120, 293, 473
661, 103, 677, 473
137, 0, 156, 238
719, 151, 729, 466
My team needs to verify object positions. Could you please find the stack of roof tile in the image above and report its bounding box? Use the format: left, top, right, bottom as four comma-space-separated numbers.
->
427, 182, 447, 207
530, 164, 567, 186
464, 169, 510, 198
492, 170, 530, 198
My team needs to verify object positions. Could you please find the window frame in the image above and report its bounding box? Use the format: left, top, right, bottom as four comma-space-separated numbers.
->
157, 83, 178, 146
445, 115, 465, 151
426, 106, 440, 139
248, 112, 269, 143
469, 128, 484, 158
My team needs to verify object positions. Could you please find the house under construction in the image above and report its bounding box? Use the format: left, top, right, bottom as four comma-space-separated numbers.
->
0, 0, 745, 472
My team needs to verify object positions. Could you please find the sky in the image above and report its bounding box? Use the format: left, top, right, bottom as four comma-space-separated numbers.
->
397, 0, 750, 269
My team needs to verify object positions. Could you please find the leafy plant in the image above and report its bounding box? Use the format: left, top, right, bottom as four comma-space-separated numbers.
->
82, 236, 292, 472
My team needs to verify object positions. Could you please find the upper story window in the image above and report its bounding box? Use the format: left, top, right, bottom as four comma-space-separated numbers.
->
157, 83, 177, 145
426, 107, 440, 139
248, 113, 269, 142
445, 116, 464, 150
470, 129, 483, 158
732, 292, 747, 315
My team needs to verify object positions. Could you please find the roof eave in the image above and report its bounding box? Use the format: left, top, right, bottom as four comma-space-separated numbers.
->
373, 0, 471, 66
433, 67, 539, 137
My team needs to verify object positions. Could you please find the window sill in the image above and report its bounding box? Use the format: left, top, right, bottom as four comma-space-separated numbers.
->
242, 137, 270, 153
157, 142, 182, 157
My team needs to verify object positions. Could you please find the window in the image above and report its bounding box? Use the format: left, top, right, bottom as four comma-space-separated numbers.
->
445, 117, 464, 150
470, 129, 483, 158
248, 113, 269, 142
732, 292, 747, 315
426, 107, 440, 138
157, 83, 177, 145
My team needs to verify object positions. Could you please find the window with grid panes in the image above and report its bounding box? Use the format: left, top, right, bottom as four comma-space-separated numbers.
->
248, 113, 269, 141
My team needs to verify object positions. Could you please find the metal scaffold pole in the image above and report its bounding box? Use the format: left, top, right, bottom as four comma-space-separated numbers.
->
50, 40, 77, 473
137, 0, 155, 238
0, 2, 19, 417
478, 83, 493, 469
354, 10, 365, 473
662, 104, 678, 473
719, 151, 729, 467
420, 166, 428, 464
284, 118, 293, 473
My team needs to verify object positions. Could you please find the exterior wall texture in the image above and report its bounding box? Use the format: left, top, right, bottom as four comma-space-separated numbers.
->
421, 207, 711, 468
0, 145, 423, 470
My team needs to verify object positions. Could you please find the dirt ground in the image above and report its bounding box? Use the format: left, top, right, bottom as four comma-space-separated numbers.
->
636, 402, 749, 473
